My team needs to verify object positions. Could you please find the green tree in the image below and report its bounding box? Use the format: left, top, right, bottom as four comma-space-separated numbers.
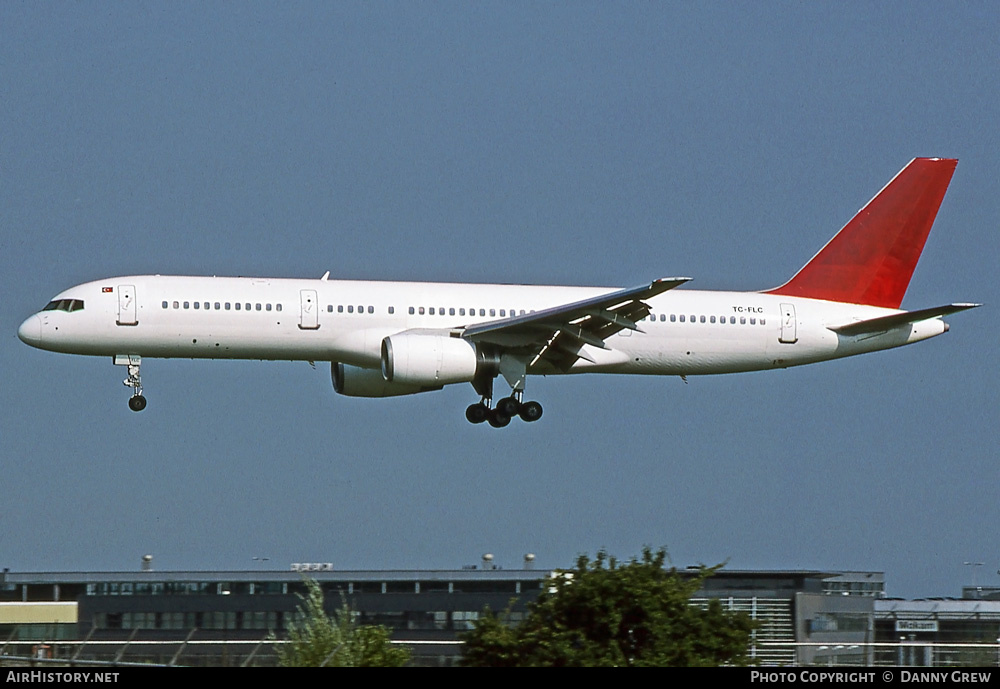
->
274, 578, 410, 667
460, 547, 756, 667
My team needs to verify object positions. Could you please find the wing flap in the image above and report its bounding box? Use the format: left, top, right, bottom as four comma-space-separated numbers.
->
463, 277, 690, 370
462, 277, 689, 342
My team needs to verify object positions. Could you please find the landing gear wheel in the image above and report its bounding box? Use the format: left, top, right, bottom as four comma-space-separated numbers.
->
465, 403, 489, 424
487, 409, 511, 428
496, 396, 520, 418
518, 400, 543, 422
128, 395, 147, 412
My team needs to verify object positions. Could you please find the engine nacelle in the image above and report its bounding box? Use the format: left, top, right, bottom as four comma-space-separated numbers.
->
381, 332, 491, 386
331, 362, 440, 398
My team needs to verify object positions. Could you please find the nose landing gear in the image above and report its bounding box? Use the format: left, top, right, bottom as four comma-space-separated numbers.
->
115, 354, 146, 412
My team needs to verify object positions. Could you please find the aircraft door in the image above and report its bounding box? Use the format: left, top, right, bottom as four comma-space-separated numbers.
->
779, 303, 797, 343
299, 289, 320, 330
117, 285, 138, 326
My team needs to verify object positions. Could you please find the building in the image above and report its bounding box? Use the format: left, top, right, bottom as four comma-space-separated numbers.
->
2, 563, 996, 667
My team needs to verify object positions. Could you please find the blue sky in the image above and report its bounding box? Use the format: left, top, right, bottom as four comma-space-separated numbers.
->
2, 2, 996, 598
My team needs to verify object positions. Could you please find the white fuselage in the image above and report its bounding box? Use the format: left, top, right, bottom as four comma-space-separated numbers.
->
18, 274, 947, 377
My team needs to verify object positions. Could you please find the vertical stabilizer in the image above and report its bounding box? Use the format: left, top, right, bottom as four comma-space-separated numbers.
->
765, 158, 957, 308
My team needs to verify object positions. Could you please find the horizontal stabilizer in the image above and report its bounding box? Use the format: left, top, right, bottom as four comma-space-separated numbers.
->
829, 303, 981, 336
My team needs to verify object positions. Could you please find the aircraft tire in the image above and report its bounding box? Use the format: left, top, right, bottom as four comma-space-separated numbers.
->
496, 396, 520, 418
128, 395, 147, 412
466, 403, 488, 424
518, 401, 543, 422
487, 410, 511, 428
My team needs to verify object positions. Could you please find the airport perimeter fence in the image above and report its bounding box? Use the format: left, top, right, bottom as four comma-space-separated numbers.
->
0, 636, 462, 667
2, 638, 1000, 667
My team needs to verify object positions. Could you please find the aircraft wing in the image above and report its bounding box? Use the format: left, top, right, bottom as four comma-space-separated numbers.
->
828, 303, 981, 336
462, 277, 690, 370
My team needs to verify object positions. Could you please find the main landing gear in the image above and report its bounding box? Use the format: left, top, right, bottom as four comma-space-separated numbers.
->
465, 390, 543, 428
115, 355, 146, 412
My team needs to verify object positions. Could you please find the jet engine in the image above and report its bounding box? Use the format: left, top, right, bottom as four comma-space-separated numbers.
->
381, 332, 498, 386
331, 362, 439, 398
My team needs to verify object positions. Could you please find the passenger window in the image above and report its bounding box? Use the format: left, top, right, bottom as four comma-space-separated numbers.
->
327, 305, 333, 312
679, 315, 685, 322
670, 314, 676, 322
689, 315, 696, 323
203, 302, 209, 310
760, 318, 765, 325
740, 317, 746, 324
267, 304, 272, 312
408, 307, 415, 315
162, 301, 168, 309
184, 302, 190, 309
225, 303, 230, 310
235, 303, 241, 310
367, 306, 373, 314
450, 307, 456, 316
500, 309, 505, 317
348, 305, 354, 313
245, 303, 251, 311
489, 309, 496, 317
700, 315, 706, 323
194, 302, 200, 309
215, 302, 220, 310
388, 306, 394, 314
174, 301, 180, 309
710, 315, 716, 323
418, 307, 425, 315
256, 303, 261, 311
276, 304, 282, 312
479, 309, 485, 316
429, 307, 435, 315
459, 308, 466, 316
750, 317, 756, 325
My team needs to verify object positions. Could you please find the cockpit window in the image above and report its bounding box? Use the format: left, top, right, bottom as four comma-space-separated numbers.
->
41, 299, 85, 312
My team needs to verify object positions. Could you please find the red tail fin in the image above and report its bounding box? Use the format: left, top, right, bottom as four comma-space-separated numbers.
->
765, 158, 957, 308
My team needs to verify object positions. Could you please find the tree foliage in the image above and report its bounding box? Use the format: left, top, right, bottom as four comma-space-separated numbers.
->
460, 547, 756, 667
275, 578, 410, 667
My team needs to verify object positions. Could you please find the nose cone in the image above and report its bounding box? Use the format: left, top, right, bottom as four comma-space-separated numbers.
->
17, 314, 42, 347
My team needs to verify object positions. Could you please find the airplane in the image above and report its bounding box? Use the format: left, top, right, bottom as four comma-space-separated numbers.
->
17, 158, 979, 427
